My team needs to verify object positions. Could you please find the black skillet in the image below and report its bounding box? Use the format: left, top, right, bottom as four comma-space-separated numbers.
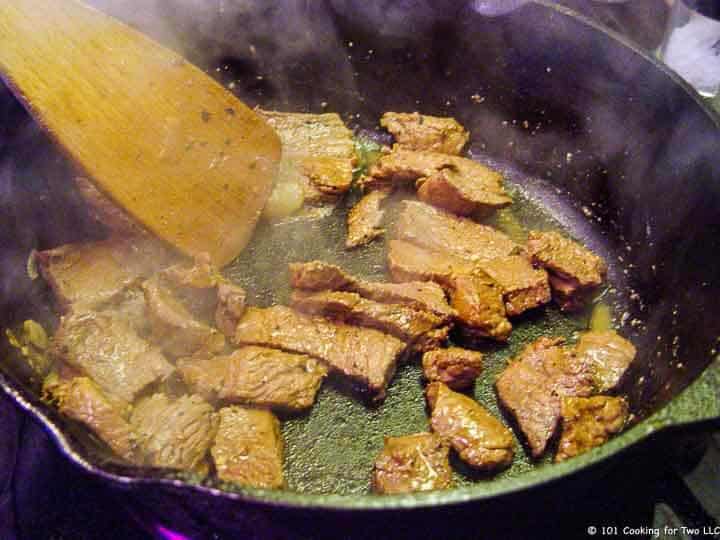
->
0, 0, 719, 532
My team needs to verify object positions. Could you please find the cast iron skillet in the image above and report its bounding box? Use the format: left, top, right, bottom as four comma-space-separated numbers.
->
0, 0, 719, 516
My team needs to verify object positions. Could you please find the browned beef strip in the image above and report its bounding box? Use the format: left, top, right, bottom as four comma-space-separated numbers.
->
35, 236, 176, 314
426, 382, 514, 471
288, 261, 356, 291
372, 432, 453, 494
177, 346, 327, 411
361, 152, 509, 212
346, 189, 391, 249
259, 110, 355, 206
478, 255, 551, 316
387, 241, 512, 341
450, 274, 512, 342
50, 311, 174, 403
211, 406, 285, 489
233, 306, 404, 400
495, 337, 594, 457
142, 277, 225, 358
416, 167, 512, 217
215, 282, 247, 337
574, 331, 636, 393
387, 239, 474, 290
555, 396, 628, 462
380, 112, 469, 155
44, 375, 138, 463
396, 201, 518, 262
290, 290, 446, 352
131, 394, 217, 472
526, 231, 607, 311
422, 347, 484, 390
289, 261, 455, 321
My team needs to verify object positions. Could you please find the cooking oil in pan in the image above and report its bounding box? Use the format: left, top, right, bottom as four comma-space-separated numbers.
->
223, 165, 622, 495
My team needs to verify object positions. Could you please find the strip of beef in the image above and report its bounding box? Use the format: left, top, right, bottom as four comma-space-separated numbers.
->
386, 242, 511, 341
346, 189, 391, 249
495, 337, 594, 457
575, 331, 636, 393
35, 236, 176, 314
160, 254, 247, 337
426, 382, 515, 471
44, 375, 137, 462
526, 231, 607, 311
450, 274, 512, 342
422, 347, 484, 390
142, 277, 225, 357
396, 201, 518, 263
215, 282, 247, 337
479, 255, 551, 316
211, 406, 285, 489
131, 394, 217, 471
259, 110, 355, 205
416, 167, 512, 217
387, 239, 473, 290
361, 152, 510, 216
555, 396, 629, 462
290, 290, 446, 352
372, 432, 453, 494
380, 112, 469, 155
177, 346, 327, 411
234, 306, 404, 400
50, 311, 174, 403
289, 261, 455, 321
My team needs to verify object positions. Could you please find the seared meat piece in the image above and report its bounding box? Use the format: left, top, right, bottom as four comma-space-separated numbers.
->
289, 260, 455, 320
450, 274, 512, 342
361, 152, 509, 215
35, 236, 175, 314
162, 252, 219, 289
372, 432, 453, 494
73, 176, 145, 237
44, 375, 137, 462
131, 394, 217, 471
142, 277, 225, 357
289, 260, 356, 291
259, 110, 355, 205
479, 255, 551, 316
575, 331, 636, 393
526, 231, 607, 311
380, 112, 469, 155
234, 306, 404, 400
215, 282, 247, 337
555, 396, 628, 462
177, 346, 327, 411
50, 312, 174, 403
422, 347, 484, 390
396, 201, 518, 263
355, 280, 455, 321
426, 382, 514, 471
290, 290, 446, 352
495, 337, 594, 457
387, 240, 474, 290
416, 167, 512, 217
211, 406, 285, 489
346, 189, 391, 249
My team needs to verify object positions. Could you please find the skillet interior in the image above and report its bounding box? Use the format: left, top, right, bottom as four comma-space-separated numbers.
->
1, 0, 720, 506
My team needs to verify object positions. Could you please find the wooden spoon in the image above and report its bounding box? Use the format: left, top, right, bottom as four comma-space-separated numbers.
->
0, 0, 281, 267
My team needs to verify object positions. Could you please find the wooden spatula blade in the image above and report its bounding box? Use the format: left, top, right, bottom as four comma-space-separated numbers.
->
0, 0, 281, 266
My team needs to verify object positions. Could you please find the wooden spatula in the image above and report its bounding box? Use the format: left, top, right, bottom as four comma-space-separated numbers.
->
0, 0, 281, 267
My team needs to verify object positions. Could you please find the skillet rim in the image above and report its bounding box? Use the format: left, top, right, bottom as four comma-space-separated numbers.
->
1, 0, 720, 510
